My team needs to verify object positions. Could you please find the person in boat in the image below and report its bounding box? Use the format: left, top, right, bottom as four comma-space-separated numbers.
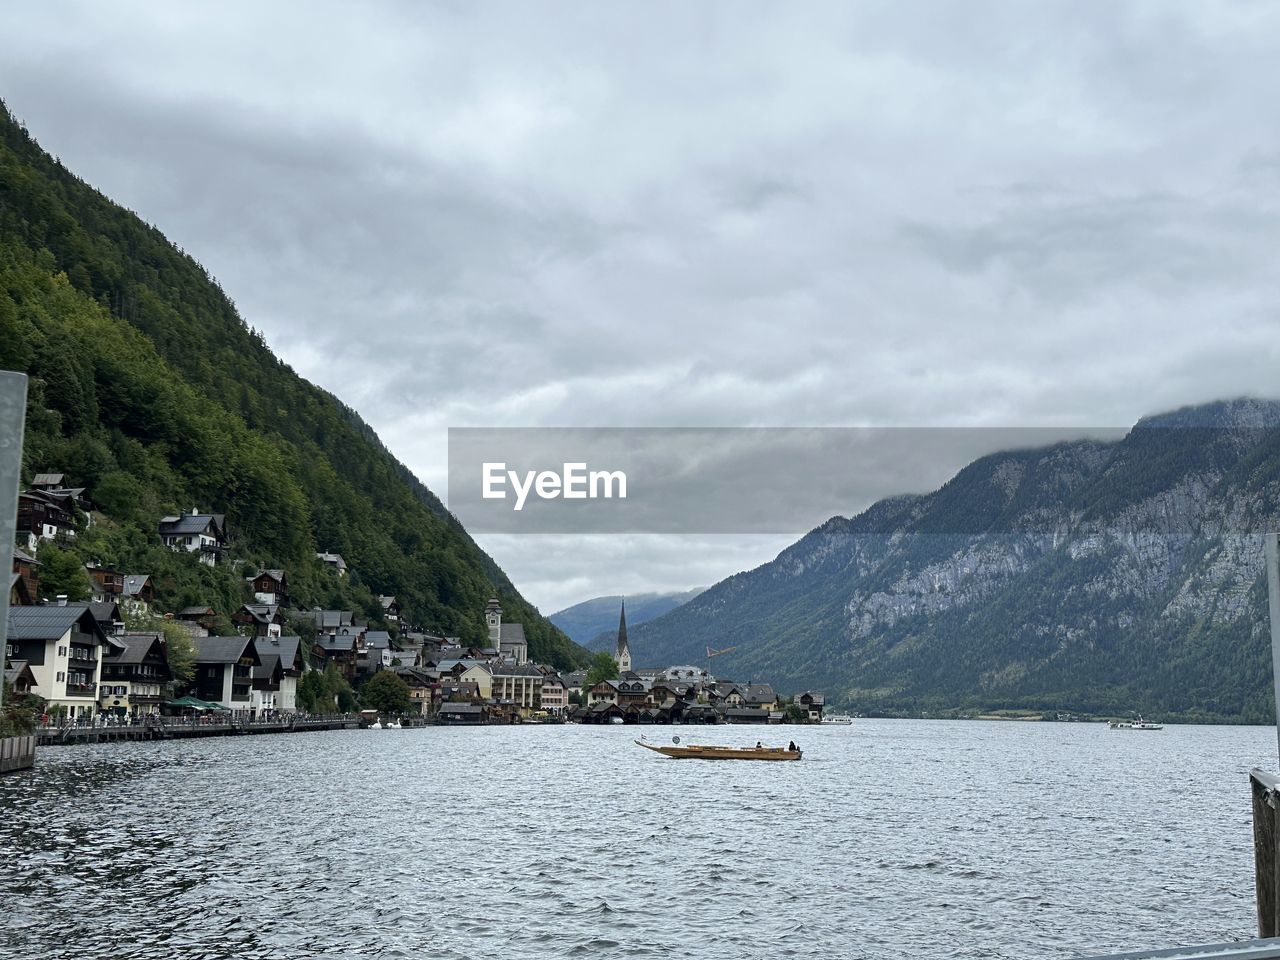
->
788, 740, 797, 752
755, 741, 763, 749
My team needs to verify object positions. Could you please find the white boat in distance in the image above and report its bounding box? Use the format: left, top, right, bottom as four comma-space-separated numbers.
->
822, 714, 855, 725
1108, 716, 1163, 731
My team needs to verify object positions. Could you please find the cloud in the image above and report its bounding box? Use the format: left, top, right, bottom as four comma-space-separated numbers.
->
3, 1, 1279, 608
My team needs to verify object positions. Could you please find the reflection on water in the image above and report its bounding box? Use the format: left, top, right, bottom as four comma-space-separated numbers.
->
0, 721, 1271, 959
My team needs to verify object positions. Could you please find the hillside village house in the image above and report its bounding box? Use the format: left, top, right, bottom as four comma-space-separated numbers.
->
316, 552, 347, 575
5, 603, 122, 719
314, 631, 359, 679
121, 574, 154, 607
232, 603, 285, 638
248, 569, 289, 604
16, 489, 76, 550
12, 548, 40, 603
99, 633, 173, 718
177, 605, 218, 634
158, 511, 227, 567
250, 635, 305, 714
190, 636, 260, 710
85, 562, 124, 601
379, 595, 400, 623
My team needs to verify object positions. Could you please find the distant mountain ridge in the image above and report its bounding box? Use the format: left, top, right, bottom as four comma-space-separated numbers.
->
627, 400, 1280, 721
549, 589, 704, 647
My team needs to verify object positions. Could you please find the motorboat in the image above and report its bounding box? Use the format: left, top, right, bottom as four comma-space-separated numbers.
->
1108, 716, 1163, 730
822, 714, 855, 724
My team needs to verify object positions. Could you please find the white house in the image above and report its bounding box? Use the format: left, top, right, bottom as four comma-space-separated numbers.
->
158, 511, 227, 567
6, 603, 122, 719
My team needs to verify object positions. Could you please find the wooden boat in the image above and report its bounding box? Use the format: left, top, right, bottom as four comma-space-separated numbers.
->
635, 739, 802, 761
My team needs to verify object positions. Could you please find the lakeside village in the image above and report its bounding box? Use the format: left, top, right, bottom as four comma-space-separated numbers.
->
3, 475, 828, 732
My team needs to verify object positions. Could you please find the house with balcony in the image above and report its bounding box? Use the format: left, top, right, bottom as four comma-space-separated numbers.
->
99, 633, 173, 718
5, 603, 121, 719
314, 631, 360, 680
232, 603, 284, 638
248, 569, 288, 605
490, 661, 544, 718
190, 636, 261, 710
250, 635, 305, 714
797, 691, 825, 722
16, 490, 77, 550
588, 678, 621, 705
614, 673, 653, 709
395, 666, 438, 715
158, 511, 227, 567
121, 574, 155, 609
539, 673, 568, 714
85, 562, 124, 601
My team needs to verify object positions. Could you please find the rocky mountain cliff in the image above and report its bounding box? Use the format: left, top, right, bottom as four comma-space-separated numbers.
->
628, 400, 1280, 720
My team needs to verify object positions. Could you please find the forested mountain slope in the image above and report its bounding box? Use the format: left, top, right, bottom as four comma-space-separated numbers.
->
629, 401, 1280, 720
0, 101, 584, 667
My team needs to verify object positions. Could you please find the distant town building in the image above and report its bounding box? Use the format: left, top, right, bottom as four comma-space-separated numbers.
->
484, 598, 528, 664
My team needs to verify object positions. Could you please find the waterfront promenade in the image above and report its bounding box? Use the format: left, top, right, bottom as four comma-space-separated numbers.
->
33, 713, 368, 746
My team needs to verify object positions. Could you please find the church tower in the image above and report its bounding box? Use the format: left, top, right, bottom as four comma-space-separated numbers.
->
615, 600, 632, 674
485, 598, 502, 646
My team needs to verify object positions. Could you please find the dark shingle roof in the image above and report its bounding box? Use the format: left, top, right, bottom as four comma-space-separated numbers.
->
158, 514, 225, 537
499, 623, 526, 643
107, 633, 165, 665
122, 575, 150, 596
253, 635, 302, 670
491, 662, 543, 678
6, 604, 103, 642
363, 630, 392, 649
89, 600, 121, 623
193, 636, 258, 665
179, 606, 215, 617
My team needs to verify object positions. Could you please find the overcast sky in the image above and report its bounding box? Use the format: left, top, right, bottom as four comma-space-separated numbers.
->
3, 2, 1280, 613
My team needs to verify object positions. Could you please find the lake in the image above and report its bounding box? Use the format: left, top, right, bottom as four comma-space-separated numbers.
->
1, 720, 1275, 959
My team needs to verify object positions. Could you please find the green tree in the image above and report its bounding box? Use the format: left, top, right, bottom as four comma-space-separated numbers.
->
35, 543, 90, 601
360, 669, 412, 715
585, 651, 619, 689
160, 621, 197, 686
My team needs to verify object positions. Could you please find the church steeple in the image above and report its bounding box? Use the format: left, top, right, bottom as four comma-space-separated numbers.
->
615, 600, 632, 674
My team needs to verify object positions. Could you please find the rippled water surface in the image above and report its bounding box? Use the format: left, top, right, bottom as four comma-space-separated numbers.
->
1, 720, 1275, 959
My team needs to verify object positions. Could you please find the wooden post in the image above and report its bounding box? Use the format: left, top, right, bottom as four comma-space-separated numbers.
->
1266, 533, 1280, 763
0, 371, 28, 715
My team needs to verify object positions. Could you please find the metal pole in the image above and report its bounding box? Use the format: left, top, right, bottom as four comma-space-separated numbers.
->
1265, 533, 1280, 764
0, 371, 28, 714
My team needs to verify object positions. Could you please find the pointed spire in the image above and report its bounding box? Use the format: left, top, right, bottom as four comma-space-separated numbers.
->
615, 599, 631, 672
